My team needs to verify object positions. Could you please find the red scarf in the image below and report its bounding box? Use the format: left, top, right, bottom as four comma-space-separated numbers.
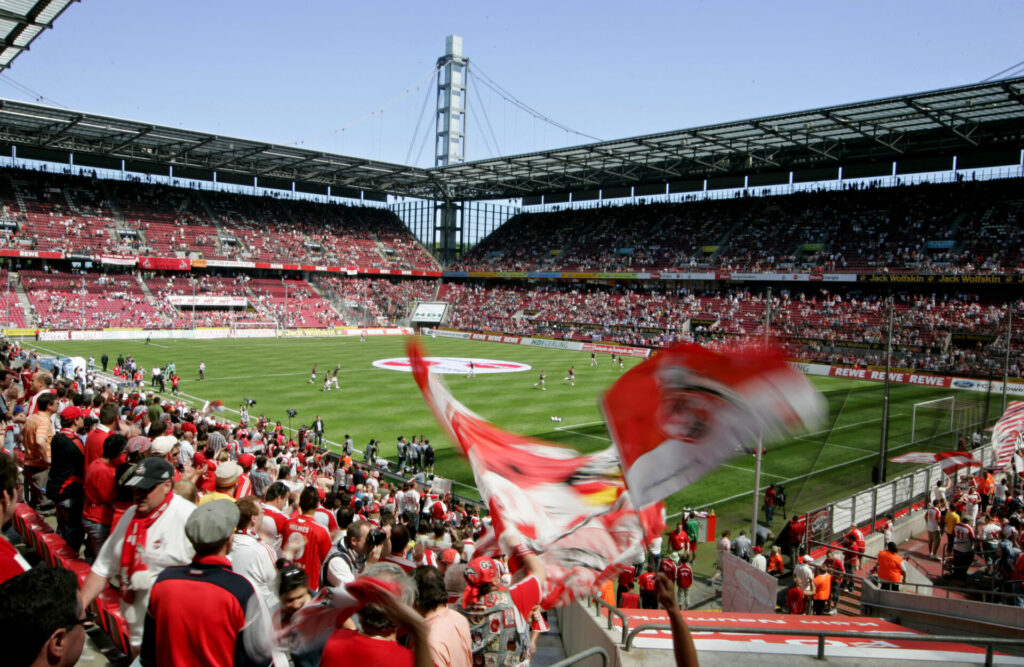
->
119, 490, 173, 601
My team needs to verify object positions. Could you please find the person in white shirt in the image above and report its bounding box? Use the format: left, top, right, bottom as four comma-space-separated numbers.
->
231, 496, 280, 613
79, 458, 196, 651
750, 546, 767, 572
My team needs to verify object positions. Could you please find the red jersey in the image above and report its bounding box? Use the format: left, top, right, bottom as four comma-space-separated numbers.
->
786, 586, 807, 614
669, 528, 691, 552
638, 572, 657, 592
320, 629, 413, 667
283, 515, 332, 590
83, 458, 118, 525
675, 562, 693, 589
84, 426, 112, 469
0, 535, 30, 584
617, 567, 635, 588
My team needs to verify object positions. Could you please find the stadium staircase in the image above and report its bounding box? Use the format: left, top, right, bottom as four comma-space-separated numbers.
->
11, 273, 36, 326
306, 280, 347, 322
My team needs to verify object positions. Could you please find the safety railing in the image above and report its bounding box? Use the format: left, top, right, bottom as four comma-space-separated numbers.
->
808, 538, 1024, 605
624, 623, 1022, 666
803, 442, 996, 557
589, 595, 631, 645
547, 646, 609, 667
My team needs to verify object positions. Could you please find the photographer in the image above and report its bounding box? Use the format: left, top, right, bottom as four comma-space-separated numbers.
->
322, 519, 388, 588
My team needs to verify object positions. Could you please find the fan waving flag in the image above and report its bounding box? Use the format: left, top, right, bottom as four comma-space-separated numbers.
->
407, 340, 664, 609
601, 342, 826, 508
890, 451, 982, 475
992, 401, 1024, 472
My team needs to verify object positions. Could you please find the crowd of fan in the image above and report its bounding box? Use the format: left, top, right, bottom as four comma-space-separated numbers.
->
0, 166, 439, 270
440, 281, 1024, 378
454, 178, 1024, 275
0, 338, 704, 666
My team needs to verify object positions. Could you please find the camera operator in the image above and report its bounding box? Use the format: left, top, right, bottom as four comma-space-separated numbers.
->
321, 519, 389, 588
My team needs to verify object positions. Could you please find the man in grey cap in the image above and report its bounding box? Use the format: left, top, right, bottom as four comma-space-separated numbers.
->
141, 500, 272, 667
80, 457, 196, 653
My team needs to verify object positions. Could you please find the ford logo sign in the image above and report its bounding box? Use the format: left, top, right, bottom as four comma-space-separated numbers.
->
952, 380, 973, 388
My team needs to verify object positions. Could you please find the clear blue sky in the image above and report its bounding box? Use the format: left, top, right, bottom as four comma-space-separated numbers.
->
3, 1, 1021, 167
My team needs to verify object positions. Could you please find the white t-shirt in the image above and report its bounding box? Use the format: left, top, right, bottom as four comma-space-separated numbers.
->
401, 489, 421, 516
231, 532, 280, 614
91, 494, 196, 649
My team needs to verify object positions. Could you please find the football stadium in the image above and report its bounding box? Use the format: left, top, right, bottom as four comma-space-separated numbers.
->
0, 3, 1022, 666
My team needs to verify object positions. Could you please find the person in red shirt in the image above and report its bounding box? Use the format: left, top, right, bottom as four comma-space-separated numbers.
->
616, 564, 636, 606
282, 487, 332, 590
85, 402, 119, 468
319, 564, 433, 667
669, 522, 692, 559
0, 453, 30, 584
841, 527, 865, 592
638, 568, 658, 609
764, 484, 777, 524
83, 433, 126, 559
235, 453, 255, 499
786, 582, 807, 615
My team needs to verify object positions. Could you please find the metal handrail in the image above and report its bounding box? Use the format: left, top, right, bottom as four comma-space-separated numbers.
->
546, 646, 609, 667
624, 623, 1024, 666
807, 538, 878, 560
589, 595, 630, 644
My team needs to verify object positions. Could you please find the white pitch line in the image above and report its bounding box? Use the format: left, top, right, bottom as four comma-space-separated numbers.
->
190, 371, 310, 382
721, 463, 787, 480
796, 412, 904, 440
695, 437, 926, 508
554, 421, 611, 442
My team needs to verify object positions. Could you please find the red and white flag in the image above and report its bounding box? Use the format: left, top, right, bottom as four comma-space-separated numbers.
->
408, 341, 664, 608
992, 401, 1024, 471
890, 451, 982, 475
601, 342, 825, 507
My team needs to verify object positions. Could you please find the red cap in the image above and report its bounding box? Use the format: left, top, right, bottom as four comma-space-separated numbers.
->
238, 453, 255, 469
193, 452, 207, 466
181, 421, 197, 434
59, 405, 89, 421
368, 502, 381, 514
442, 548, 460, 565
753, 546, 762, 554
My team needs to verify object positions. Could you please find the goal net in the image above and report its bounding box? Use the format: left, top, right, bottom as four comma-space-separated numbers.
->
229, 320, 279, 338
910, 396, 986, 447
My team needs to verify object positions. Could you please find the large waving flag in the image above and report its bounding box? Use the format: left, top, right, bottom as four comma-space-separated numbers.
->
992, 401, 1024, 472
601, 342, 826, 507
890, 450, 982, 475
407, 340, 663, 609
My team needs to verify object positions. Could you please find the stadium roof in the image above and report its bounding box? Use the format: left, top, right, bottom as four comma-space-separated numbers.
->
0, 76, 1021, 201
0, 0, 76, 73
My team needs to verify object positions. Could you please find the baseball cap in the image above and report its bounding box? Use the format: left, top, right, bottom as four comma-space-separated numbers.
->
151, 435, 178, 456
464, 556, 498, 587
180, 421, 197, 434
124, 458, 175, 491
802, 555, 814, 563
59, 405, 89, 421
238, 453, 255, 469
215, 461, 242, 487
193, 452, 207, 466
442, 548, 460, 565
184, 500, 239, 549
753, 546, 762, 554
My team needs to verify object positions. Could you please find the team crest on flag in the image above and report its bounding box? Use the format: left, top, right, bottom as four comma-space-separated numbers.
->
601, 342, 825, 507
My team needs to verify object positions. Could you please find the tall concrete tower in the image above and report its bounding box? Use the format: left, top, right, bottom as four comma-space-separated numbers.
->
435, 35, 468, 166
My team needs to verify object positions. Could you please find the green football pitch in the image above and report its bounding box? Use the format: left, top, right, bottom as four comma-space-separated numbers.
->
26, 335, 1003, 575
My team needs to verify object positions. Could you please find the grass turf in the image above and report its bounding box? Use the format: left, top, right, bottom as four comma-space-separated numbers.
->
27, 335, 1004, 576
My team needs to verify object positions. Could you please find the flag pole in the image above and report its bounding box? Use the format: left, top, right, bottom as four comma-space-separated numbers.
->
1003, 303, 1014, 414
751, 287, 771, 538
877, 295, 894, 483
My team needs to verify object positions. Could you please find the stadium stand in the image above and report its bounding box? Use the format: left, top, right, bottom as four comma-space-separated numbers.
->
0, 167, 440, 270
454, 178, 1024, 275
